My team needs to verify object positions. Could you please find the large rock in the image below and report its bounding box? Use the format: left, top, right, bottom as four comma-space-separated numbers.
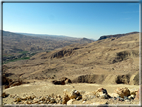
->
63, 89, 82, 104
52, 80, 65, 85
135, 88, 140, 100
115, 87, 130, 98
93, 88, 110, 99
69, 90, 82, 100
62, 94, 70, 104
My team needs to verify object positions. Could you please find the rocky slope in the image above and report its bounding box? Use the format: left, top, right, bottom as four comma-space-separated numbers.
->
2, 32, 140, 85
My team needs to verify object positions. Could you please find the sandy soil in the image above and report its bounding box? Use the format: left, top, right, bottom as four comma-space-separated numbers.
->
2, 80, 140, 106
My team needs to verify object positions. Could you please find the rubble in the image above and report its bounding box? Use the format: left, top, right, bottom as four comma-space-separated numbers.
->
2, 87, 140, 105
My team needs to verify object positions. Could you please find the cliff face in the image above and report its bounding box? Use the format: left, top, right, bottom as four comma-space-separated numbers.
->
98, 32, 139, 40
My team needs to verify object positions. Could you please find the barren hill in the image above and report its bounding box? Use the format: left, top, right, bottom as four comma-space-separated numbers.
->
3, 32, 140, 85
3, 30, 94, 55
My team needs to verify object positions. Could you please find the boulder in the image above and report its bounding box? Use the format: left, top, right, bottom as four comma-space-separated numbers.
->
135, 88, 140, 100
93, 88, 110, 99
52, 80, 65, 85
62, 94, 70, 104
115, 87, 130, 98
63, 89, 82, 104
69, 90, 82, 100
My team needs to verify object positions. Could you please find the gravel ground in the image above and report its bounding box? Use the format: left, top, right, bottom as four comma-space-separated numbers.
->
2, 81, 140, 106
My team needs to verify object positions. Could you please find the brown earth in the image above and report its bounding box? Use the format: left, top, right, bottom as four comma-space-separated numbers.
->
3, 33, 140, 85
2, 80, 140, 105
2, 32, 141, 105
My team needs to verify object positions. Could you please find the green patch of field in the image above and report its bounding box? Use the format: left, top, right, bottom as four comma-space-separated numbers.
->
3, 54, 13, 57
3, 57, 30, 64
19, 51, 28, 54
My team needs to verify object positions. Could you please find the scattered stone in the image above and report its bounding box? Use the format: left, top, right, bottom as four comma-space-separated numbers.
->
67, 99, 74, 104
50, 98, 56, 103
21, 96, 27, 100
125, 99, 130, 102
82, 101, 86, 104
33, 98, 39, 103
118, 97, 124, 101
14, 97, 21, 102
128, 95, 134, 100
76, 95, 82, 100
2, 92, 9, 98
70, 90, 78, 99
130, 91, 137, 96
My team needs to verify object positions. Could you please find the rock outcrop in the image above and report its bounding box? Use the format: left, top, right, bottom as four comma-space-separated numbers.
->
52, 77, 72, 85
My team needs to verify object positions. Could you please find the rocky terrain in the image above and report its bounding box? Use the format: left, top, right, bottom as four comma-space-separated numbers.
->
2, 80, 140, 106
2, 32, 141, 106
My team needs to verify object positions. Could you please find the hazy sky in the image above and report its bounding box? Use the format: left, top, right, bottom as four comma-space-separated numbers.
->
3, 2, 139, 39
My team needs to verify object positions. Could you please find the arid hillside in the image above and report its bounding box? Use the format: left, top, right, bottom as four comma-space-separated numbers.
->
3, 32, 140, 85
2, 30, 94, 64
3, 30, 94, 54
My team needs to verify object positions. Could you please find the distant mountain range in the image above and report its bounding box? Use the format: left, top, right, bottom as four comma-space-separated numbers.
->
2, 30, 95, 55
16, 32, 80, 41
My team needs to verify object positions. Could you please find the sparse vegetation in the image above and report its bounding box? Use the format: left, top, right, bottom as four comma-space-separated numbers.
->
19, 51, 28, 54
3, 57, 30, 64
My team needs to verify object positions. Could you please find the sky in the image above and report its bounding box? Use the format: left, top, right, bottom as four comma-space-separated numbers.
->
3, 2, 139, 40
